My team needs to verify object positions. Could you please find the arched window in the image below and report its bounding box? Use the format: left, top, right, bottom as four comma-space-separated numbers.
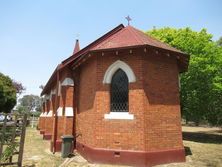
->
111, 69, 129, 112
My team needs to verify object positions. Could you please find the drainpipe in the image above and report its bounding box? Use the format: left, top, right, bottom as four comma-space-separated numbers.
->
72, 73, 76, 148
53, 67, 60, 153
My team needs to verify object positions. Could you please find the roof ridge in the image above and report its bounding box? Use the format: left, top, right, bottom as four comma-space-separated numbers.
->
127, 25, 144, 43
92, 26, 126, 49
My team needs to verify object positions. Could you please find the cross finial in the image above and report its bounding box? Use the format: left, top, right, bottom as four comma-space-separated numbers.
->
125, 15, 132, 26
75, 33, 79, 39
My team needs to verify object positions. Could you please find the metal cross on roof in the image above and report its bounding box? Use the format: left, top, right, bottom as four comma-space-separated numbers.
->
75, 33, 80, 39
125, 15, 132, 26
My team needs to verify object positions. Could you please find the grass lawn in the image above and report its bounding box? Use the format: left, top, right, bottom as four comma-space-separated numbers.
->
22, 128, 63, 167
157, 127, 222, 167
22, 126, 222, 167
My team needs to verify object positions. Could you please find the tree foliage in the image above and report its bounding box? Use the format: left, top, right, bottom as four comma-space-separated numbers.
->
17, 94, 42, 113
146, 27, 222, 126
0, 72, 16, 113
217, 37, 222, 46
12, 81, 26, 95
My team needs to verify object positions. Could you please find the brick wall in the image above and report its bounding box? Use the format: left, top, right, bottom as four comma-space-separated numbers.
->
142, 49, 183, 151
38, 102, 45, 130
94, 49, 145, 151
41, 101, 47, 131
75, 57, 97, 147
54, 69, 74, 141
45, 98, 53, 135
56, 117, 64, 139
75, 47, 183, 152
75, 49, 146, 150
63, 86, 74, 107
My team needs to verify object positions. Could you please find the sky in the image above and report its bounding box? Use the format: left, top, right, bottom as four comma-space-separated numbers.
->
0, 0, 221, 96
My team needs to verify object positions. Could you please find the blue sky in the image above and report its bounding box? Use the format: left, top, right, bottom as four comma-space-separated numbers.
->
0, 0, 221, 96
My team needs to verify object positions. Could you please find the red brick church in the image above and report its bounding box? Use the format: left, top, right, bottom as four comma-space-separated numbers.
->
38, 24, 189, 167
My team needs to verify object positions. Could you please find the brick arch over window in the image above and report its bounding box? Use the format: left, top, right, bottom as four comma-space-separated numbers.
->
103, 60, 136, 84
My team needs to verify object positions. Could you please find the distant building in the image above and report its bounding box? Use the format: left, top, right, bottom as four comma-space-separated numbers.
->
38, 24, 189, 167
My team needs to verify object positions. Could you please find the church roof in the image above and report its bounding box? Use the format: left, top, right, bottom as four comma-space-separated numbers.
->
62, 24, 187, 68
41, 24, 189, 96
91, 25, 184, 54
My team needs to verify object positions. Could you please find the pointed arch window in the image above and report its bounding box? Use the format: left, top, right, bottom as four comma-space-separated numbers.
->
111, 69, 129, 112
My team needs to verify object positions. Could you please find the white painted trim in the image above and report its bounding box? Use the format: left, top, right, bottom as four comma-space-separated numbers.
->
64, 107, 74, 116
51, 89, 56, 95
58, 81, 61, 96
42, 95, 48, 102
40, 112, 44, 117
44, 112, 48, 117
42, 96, 46, 102
46, 110, 53, 117
45, 95, 50, 100
61, 78, 74, 86
57, 107, 63, 116
40, 112, 47, 117
50, 89, 56, 100
55, 107, 74, 116
103, 60, 136, 84
104, 112, 134, 120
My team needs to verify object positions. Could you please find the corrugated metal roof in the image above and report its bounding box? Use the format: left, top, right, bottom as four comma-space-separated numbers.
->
41, 24, 189, 96
91, 26, 184, 54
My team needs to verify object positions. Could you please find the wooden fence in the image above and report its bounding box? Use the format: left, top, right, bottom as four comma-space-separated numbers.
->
0, 113, 27, 167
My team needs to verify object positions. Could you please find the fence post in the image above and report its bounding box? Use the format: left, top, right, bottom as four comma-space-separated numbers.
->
0, 114, 7, 162
9, 114, 18, 163
17, 114, 27, 167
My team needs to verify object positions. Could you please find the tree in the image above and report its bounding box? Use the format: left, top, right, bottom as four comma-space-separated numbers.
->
217, 37, 222, 46
17, 95, 42, 113
12, 81, 26, 95
0, 72, 17, 113
146, 28, 222, 126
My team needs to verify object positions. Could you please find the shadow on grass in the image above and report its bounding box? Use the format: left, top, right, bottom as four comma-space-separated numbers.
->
68, 153, 75, 158
183, 131, 222, 144
184, 146, 192, 156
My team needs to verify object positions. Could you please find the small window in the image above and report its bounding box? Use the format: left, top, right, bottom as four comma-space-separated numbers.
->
111, 69, 129, 112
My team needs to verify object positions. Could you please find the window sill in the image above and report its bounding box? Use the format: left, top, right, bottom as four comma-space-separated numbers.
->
104, 112, 134, 120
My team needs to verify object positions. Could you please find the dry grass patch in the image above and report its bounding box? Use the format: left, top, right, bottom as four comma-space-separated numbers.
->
157, 126, 222, 167
22, 127, 222, 167
22, 127, 63, 167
